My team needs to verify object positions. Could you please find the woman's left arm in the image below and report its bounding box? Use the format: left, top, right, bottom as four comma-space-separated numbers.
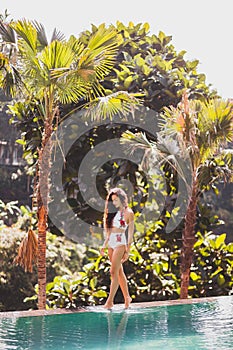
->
126, 210, 134, 253
122, 211, 134, 263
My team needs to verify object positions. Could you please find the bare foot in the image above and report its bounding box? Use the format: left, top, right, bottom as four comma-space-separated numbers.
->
124, 296, 132, 309
103, 302, 113, 310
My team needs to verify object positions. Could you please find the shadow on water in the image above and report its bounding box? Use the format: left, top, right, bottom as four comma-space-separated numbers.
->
0, 296, 232, 350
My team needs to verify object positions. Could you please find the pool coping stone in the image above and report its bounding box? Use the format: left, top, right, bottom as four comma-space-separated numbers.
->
1, 295, 232, 318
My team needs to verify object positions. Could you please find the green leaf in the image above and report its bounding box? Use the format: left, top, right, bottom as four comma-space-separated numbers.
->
124, 75, 133, 89
141, 64, 151, 76
63, 283, 70, 295
46, 282, 55, 291
92, 290, 107, 298
227, 243, 233, 253
215, 234, 226, 249
190, 272, 200, 281
135, 55, 145, 67
217, 274, 225, 286
210, 267, 222, 278
16, 139, 26, 145
89, 277, 97, 290
143, 23, 150, 33
208, 239, 216, 250
24, 295, 38, 302
52, 289, 67, 296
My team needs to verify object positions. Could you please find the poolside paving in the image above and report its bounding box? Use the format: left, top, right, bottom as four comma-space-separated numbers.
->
0, 296, 223, 318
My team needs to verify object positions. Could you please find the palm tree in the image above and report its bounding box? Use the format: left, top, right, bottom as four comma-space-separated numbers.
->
122, 93, 233, 299
0, 19, 138, 309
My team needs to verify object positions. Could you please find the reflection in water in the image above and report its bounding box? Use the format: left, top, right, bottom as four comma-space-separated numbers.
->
105, 312, 128, 349
0, 296, 232, 350
191, 298, 233, 350
0, 315, 47, 350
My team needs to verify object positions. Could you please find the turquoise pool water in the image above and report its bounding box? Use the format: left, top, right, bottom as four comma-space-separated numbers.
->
0, 296, 232, 350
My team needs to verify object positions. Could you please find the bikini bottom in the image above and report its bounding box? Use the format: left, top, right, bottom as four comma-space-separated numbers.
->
108, 232, 127, 249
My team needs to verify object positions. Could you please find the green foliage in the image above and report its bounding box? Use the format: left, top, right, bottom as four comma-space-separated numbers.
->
1, 21, 232, 309
1, 211, 232, 311
0, 199, 21, 225
87, 21, 216, 110
0, 226, 37, 311
25, 248, 110, 308
3, 22, 220, 239
8, 100, 42, 173
0, 226, 85, 311
46, 233, 86, 278
190, 232, 233, 297
28, 222, 233, 310
25, 274, 107, 309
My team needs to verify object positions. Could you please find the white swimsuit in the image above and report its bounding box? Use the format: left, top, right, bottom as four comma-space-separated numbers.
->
108, 211, 128, 249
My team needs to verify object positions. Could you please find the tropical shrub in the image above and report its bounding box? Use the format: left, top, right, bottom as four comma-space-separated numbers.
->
0, 226, 36, 311
0, 199, 21, 225
189, 232, 233, 297
30, 225, 233, 309
0, 226, 85, 311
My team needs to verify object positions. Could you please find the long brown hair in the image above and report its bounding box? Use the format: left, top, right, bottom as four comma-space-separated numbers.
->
103, 187, 128, 230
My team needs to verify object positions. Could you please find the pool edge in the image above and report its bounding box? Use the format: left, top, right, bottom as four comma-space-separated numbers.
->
1, 295, 232, 319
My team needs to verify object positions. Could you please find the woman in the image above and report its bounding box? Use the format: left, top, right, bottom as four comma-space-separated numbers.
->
100, 187, 134, 309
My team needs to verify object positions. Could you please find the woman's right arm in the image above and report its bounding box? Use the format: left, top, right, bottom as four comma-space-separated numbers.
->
100, 229, 109, 256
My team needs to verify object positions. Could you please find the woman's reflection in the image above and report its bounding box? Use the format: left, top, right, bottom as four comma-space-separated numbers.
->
105, 311, 129, 349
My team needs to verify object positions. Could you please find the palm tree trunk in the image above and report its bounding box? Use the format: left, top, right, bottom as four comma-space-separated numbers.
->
37, 197, 47, 309
37, 110, 53, 309
180, 176, 198, 299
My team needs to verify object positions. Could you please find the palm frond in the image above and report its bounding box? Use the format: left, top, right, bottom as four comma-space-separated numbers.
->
10, 19, 37, 53
121, 130, 154, 171
1, 70, 15, 96
161, 96, 233, 167
121, 129, 152, 151
0, 52, 9, 69
220, 148, 233, 168
84, 91, 141, 121
197, 99, 233, 161
40, 40, 75, 70
0, 57, 22, 96
55, 76, 90, 104
198, 99, 233, 143
13, 229, 38, 273
67, 35, 85, 58
78, 24, 121, 80
156, 134, 181, 156
150, 134, 192, 189
121, 129, 192, 190
0, 48, 23, 96
32, 21, 48, 48
0, 20, 16, 43
50, 27, 121, 100
198, 148, 233, 190
50, 28, 66, 43
21, 40, 76, 92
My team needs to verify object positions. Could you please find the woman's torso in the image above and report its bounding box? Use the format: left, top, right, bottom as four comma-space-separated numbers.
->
110, 210, 128, 233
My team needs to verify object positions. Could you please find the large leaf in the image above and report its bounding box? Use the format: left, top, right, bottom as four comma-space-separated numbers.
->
198, 99, 233, 159
10, 19, 38, 53
0, 20, 16, 43
40, 40, 75, 70
78, 24, 122, 80
85, 91, 141, 120
32, 21, 48, 48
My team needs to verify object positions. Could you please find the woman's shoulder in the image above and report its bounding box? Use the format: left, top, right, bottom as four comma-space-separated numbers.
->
125, 207, 134, 217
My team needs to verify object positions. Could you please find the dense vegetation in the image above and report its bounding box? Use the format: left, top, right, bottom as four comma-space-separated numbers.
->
0, 19, 232, 310
1, 208, 232, 311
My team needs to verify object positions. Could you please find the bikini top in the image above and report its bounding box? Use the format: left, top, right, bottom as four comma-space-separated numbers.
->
112, 210, 128, 229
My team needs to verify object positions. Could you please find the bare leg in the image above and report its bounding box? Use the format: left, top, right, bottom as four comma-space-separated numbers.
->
118, 265, 132, 308
104, 246, 125, 309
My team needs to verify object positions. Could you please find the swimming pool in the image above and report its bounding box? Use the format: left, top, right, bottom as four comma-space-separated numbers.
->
0, 296, 232, 349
